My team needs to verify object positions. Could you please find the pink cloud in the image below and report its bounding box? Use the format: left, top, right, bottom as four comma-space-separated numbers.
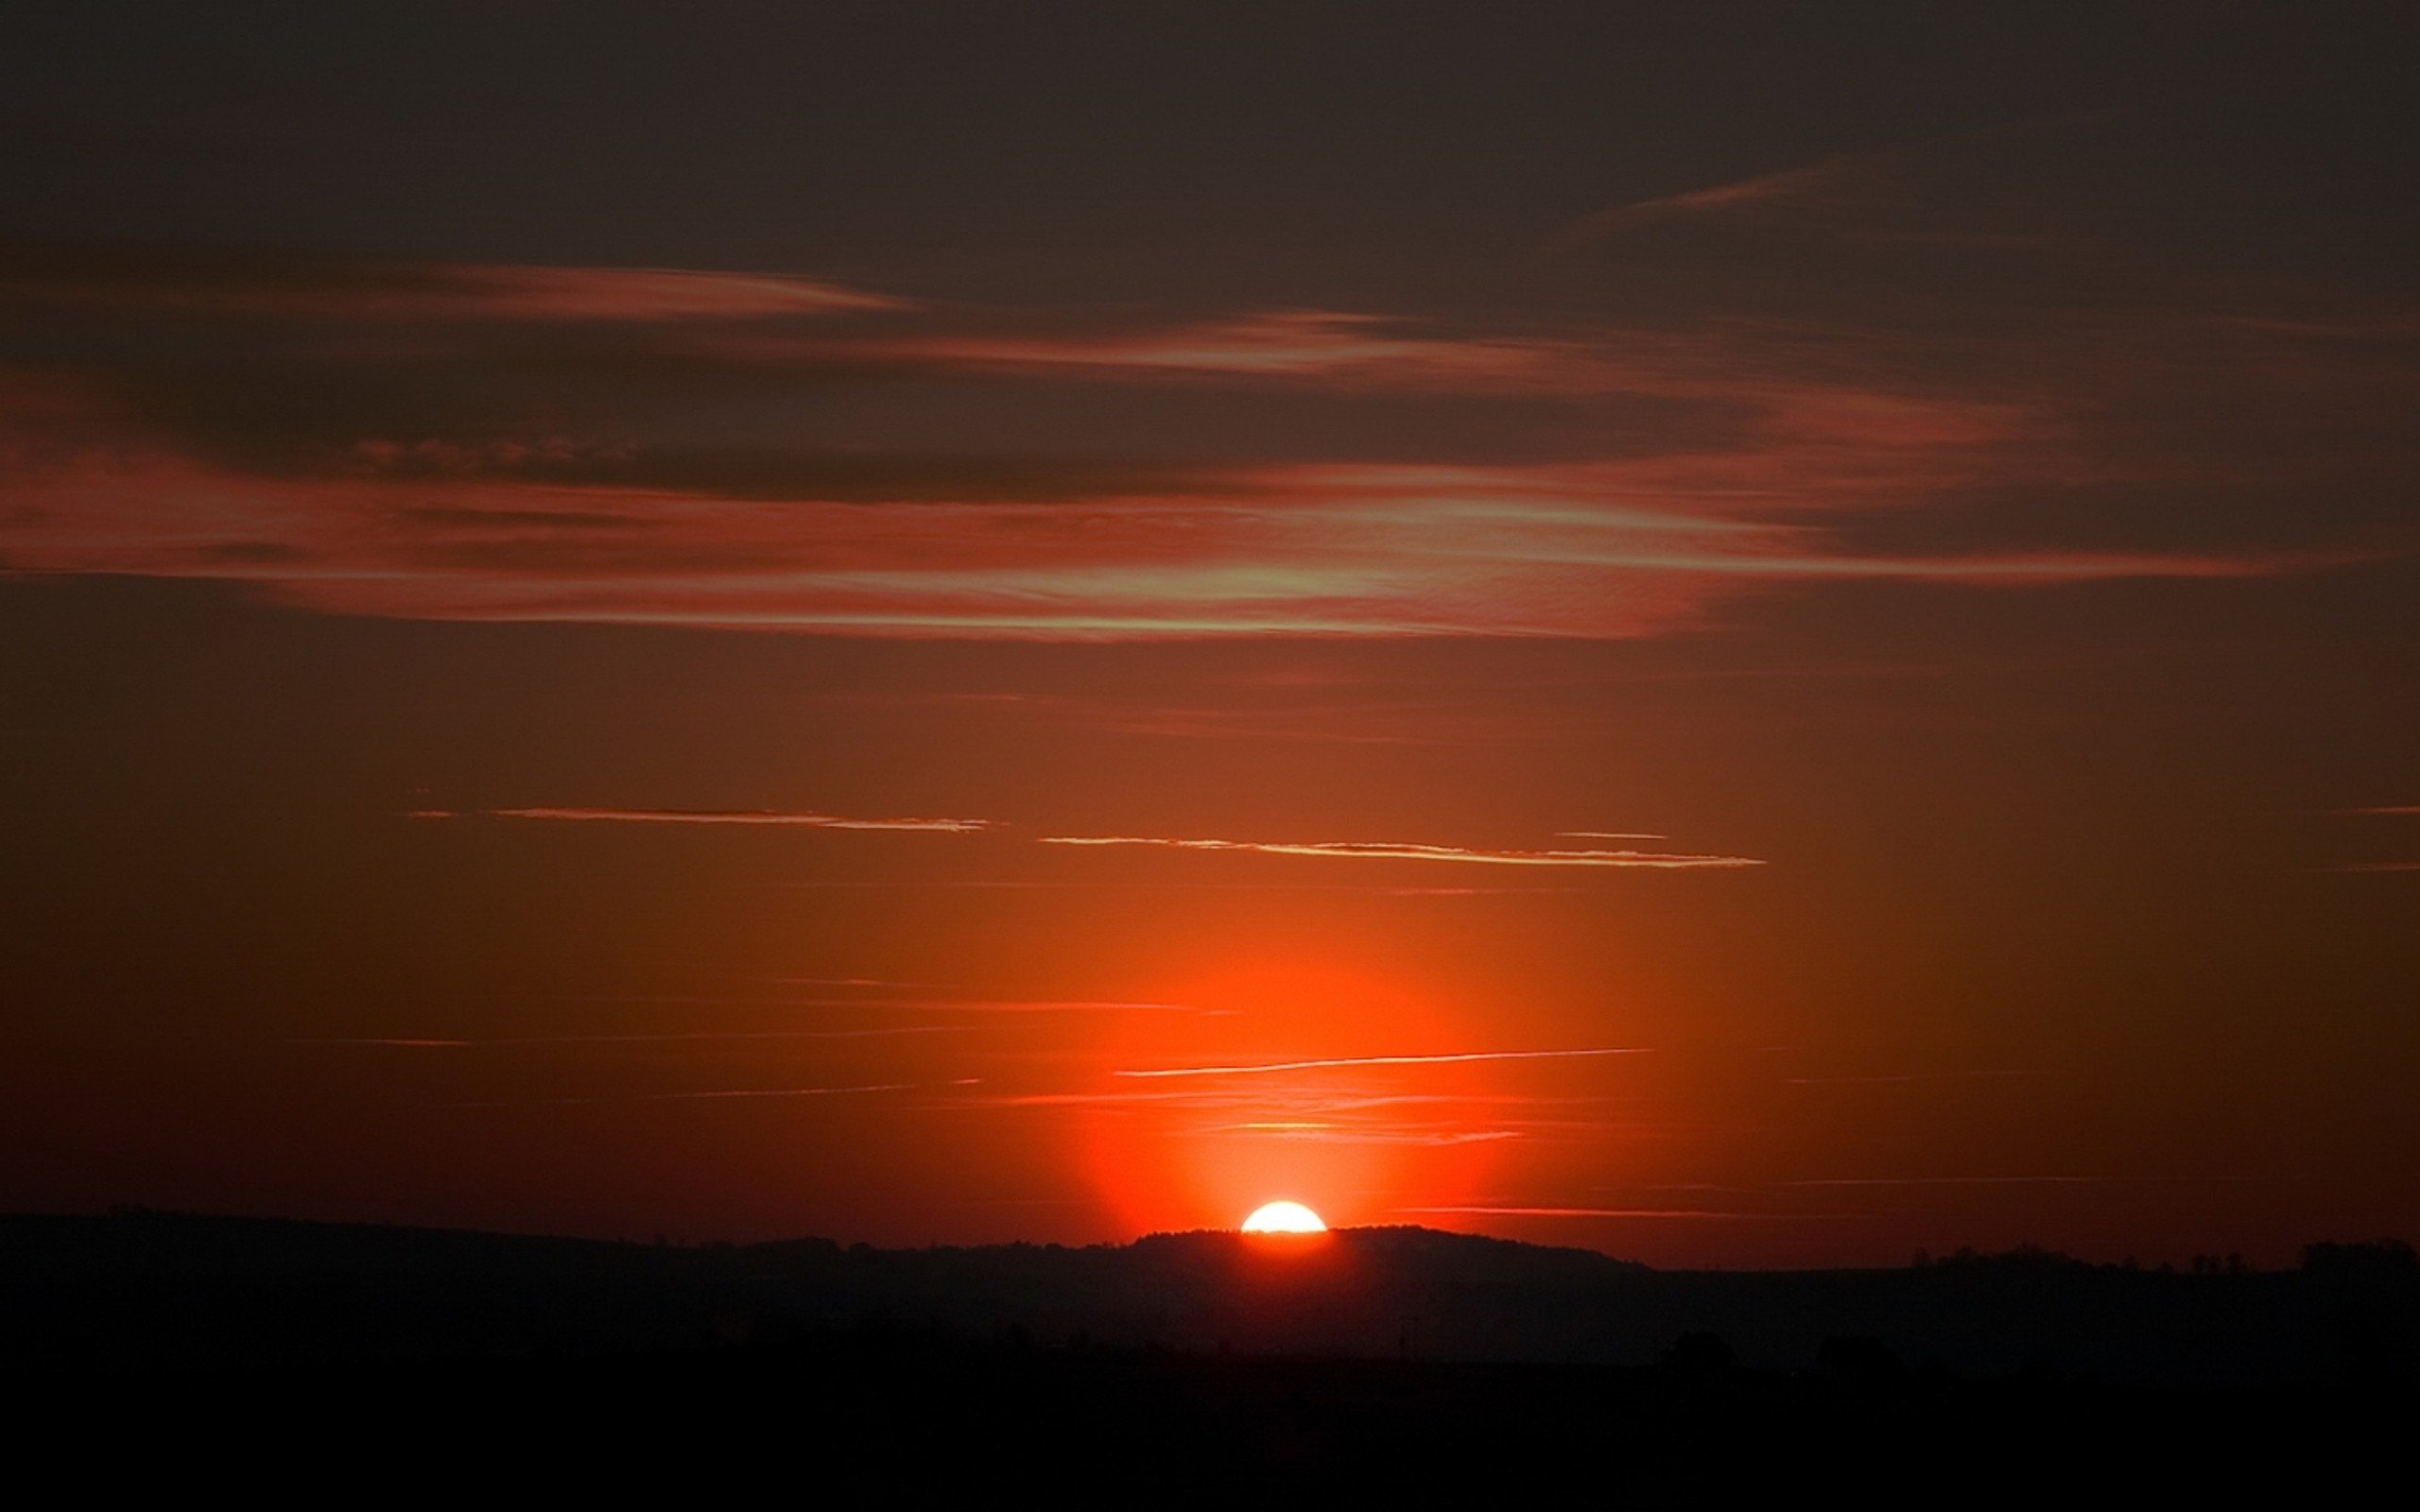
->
0, 269, 2369, 641
0, 433, 2310, 640
835, 309, 1616, 391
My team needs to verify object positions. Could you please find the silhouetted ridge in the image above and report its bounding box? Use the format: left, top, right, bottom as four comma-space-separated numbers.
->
4, 1212, 2415, 1386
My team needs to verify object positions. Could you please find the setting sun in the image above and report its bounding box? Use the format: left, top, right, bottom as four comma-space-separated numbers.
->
6, 6, 2412, 1496
1240, 1201, 1327, 1234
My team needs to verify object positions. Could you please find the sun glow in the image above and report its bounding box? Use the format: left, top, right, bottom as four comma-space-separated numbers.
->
1240, 1200, 1327, 1234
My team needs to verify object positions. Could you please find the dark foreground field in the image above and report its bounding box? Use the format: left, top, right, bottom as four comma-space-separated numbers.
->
28, 1328, 2415, 1504
9, 1213, 2413, 1503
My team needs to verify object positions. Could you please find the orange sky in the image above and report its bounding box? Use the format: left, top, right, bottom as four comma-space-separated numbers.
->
2, 4, 2415, 1265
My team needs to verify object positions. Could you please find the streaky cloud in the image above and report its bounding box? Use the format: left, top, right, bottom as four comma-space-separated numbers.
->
0, 241, 906, 321
1115, 1047, 1651, 1079
1396, 1206, 1855, 1220
0, 374, 2328, 640
1782, 1176, 2096, 1187
1540, 150, 1872, 256
299, 1027, 967, 1047
1783, 1070, 2045, 1085
782, 880, 1596, 894
565, 991, 1206, 1014
762, 976, 936, 988
828, 999, 1203, 1014
1537, 115, 2106, 258
454, 1081, 918, 1108
624, 1082, 918, 1102
845, 309, 1619, 392
411, 806, 992, 833
295, 1038, 475, 1048
1039, 833, 1762, 868
1219, 1125, 1525, 1146
944, 1089, 1265, 1108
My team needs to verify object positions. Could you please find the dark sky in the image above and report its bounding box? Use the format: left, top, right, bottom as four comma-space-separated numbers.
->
3, 3, 2415, 1263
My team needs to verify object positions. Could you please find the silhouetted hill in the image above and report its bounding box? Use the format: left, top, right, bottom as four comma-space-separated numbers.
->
7, 1213, 2417, 1502
4, 1211, 2414, 1388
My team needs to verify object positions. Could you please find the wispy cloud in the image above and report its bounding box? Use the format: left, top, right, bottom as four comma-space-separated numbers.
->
2319, 861, 2420, 873
940, 1088, 1256, 1108
567, 990, 1211, 1015
0, 242, 905, 321
1219, 1125, 1524, 1146
454, 1081, 917, 1108
833, 309, 1617, 392
938, 1085, 1643, 1112
410, 806, 992, 833
298, 1027, 967, 1047
621, 1082, 916, 1102
1396, 1205, 1853, 1220
783, 880, 1595, 895
1115, 1047, 1651, 1079
1538, 116, 2109, 258
763, 976, 936, 988
0, 387, 2308, 641
908, 1000, 1204, 1014
1782, 1176, 2095, 1187
1541, 150, 1873, 256
299, 1038, 475, 1048
791, 998, 1211, 1015
1039, 834, 1762, 869
1782, 1070, 2045, 1086
0, 232, 2380, 640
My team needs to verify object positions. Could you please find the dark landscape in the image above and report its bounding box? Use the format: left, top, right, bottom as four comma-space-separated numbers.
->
9, 1212, 2413, 1500
9, 6, 2419, 1502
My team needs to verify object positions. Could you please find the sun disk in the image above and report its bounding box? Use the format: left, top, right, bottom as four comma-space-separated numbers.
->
1240, 1200, 1327, 1234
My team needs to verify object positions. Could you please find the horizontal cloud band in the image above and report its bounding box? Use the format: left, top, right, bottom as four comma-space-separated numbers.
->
1041, 835, 1762, 868
1115, 1047, 1651, 1078
410, 806, 992, 833
1394, 1206, 1851, 1220
408, 807, 1763, 871
1, 238, 2362, 642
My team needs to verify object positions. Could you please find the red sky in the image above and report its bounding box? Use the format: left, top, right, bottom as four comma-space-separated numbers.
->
3, 4, 2416, 1265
